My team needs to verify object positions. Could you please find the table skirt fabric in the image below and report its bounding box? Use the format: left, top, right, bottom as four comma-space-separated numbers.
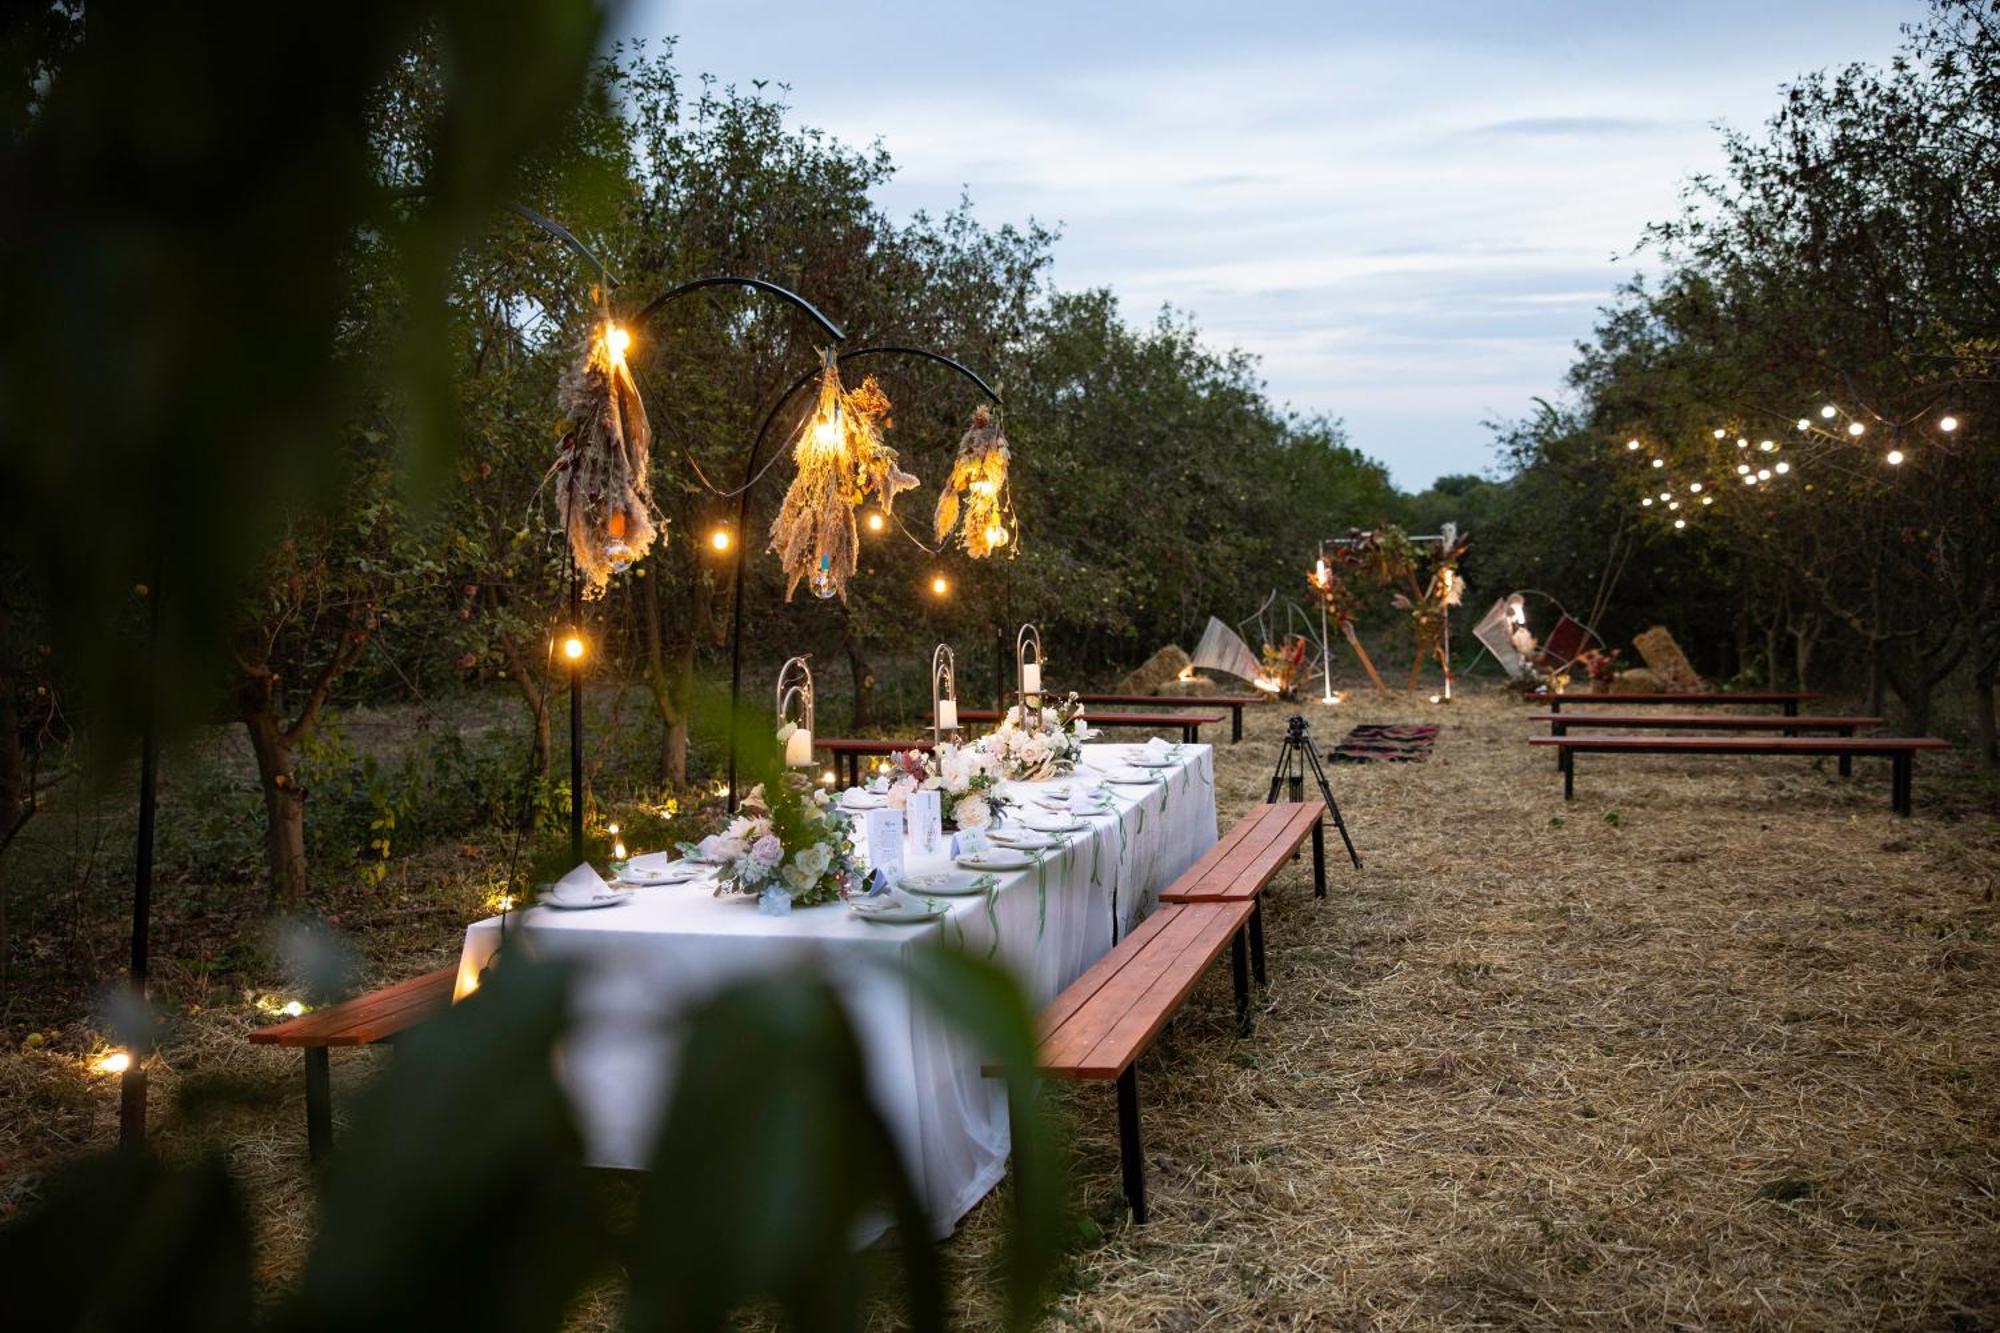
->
455, 743, 1218, 1236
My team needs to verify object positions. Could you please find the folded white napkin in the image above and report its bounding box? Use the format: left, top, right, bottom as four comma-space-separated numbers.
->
1068, 783, 1102, 813
550, 862, 611, 903
1022, 809, 1070, 831
1141, 736, 1174, 761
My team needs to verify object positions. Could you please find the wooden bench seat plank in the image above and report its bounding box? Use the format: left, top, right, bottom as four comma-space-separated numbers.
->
1036, 905, 1186, 1039
1069, 903, 1251, 1079
1043, 901, 1252, 1079
1040, 906, 1219, 1072
249, 967, 456, 1048
1534, 691, 1825, 709
1528, 736, 1948, 753
1166, 802, 1320, 902
1528, 713, 1884, 731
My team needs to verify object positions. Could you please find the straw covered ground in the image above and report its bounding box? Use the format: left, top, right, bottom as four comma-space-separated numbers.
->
3, 686, 1997, 1328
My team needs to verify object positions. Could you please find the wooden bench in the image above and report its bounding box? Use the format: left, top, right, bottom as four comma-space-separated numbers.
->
1160, 800, 1325, 990
248, 966, 457, 1159
1529, 734, 1951, 815
1532, 690, 1825, 716
1033, 899, 1254, 1223
1529, 712, 1888, 776
959, 708, 1223, 745
815, 736, 933, 787
1076, 693, 1265, 743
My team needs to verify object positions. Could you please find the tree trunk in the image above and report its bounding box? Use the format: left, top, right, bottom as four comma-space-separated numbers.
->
1865, 638, 1886, 717
0, 595, 20, 996
640, 567, 692, 787
847, 638, 877, 731
497, 634, 551, 778
1975, 662, 1998, 766
241, 705, 308, 907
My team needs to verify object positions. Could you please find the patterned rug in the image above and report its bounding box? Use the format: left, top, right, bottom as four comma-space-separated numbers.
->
1327, 722, 1439, 763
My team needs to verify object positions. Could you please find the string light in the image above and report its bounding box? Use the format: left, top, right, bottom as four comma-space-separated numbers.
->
1774, 461, 1790, 474
1641, 497, 1654, 507
1668, 501, 1680, 510
1756, 468, 1771, 480
1659, 490, 1672, 501
1712, 428, 1727, 439
1938, 415, 1958, 432
1742, 474, 1757, 485
865, 511, 886, 533
1886, 449, 1905, 466
1796, 418, 1811, 431
1847, 420, 1866, 437
930, 574, 950, 596
1737, 437, 1750, 449
1758, 440, 1775, 452
709, 528, 732, 552
1821, 404, 1838, 419
1673, 518, 1686, 529
1651, 458, 1665, 469
1701, 495, 1714, 505
562, 634, 585, 661
1688, 482, 1703, 493
1626, 439, 1641, 450
281, 1000, 305, 1018
1736, 463, 1751, 475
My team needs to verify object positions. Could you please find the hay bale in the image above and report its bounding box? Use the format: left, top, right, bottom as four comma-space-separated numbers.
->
1116, 645, 1192, 695
1611, 667, 1668, 693
1155, 673, 1219, 697
1631, 625, 1706, 691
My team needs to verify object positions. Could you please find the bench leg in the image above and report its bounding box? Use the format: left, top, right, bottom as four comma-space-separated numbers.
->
1839, 749, 1852, 778
1183, 723, 1197, 745
1562, 748, 1575, 801
1249, 900, 1268, 989
1231, 706, 1243, 744
1116, 1067, 1147, 1224
304, 1046, 333, 1162
1311, 818, 1326, 899
1552, 722, 1566, 770
1231, 927, 1252, 1036
1893, 755, 1913, 816
1784, 699, 1800, 717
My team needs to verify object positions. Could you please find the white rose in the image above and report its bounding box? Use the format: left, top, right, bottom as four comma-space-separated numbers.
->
953, 795, 992, 829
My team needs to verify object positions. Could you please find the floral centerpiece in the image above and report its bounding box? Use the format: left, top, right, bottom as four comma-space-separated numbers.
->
686, 755, 860, 913
881, 741, 1006, 830
978, 691, 1097, 782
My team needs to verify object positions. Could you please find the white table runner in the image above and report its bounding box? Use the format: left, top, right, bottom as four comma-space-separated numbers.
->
454, 742, 1218, 1235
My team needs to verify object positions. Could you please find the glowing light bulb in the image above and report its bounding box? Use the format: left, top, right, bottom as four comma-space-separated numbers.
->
1938, 415, 1958, 432
821, 770, 836, 787
1847, 421, 1865, 437
1641, 497, 1654, 507
562, 635, 584, 661
865, 511, 885, 533
605, 325, 631, 360
1742, 474, 1757, 485
1712, 428, 1726, 439
281, 1000, 305, 1018
1701, 495, 1714, 505
1737, 437, 1749, 449
811, 412, 842, 451
1689, 482, 1703, 493
1668, 501, 1680, 510
606, 822, 620, 835
1774, 461, 1790, 474
612, 840, 627, 860
985, 523, 1010, 547
1758, 440, 1775, 452
1659, 490, 1672, 501
709, 528, 732, 552
1757, 468, 1771, 480
1821, 404, 1838, 419
1886, 449, 1905, 466
1796, 418, 1811, 431
1650, 458, 1665, 469
1673, 518, 1686, 529
95, 1051, 131, 1075
930, 575, 950, 596
1736, 464, 1751, 475
1626, 439, 1641, 450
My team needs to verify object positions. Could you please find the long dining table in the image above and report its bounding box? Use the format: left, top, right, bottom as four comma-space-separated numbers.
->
454, 742, 1219, 1237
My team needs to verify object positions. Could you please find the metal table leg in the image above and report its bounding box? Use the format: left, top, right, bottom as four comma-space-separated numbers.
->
304, 1047, 333, 1162
1115, 1068, 1148, 1224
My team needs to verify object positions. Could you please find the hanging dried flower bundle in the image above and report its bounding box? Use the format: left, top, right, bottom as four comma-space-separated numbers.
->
554, 322, 660, 598
933, 404, 1017, 558
768, 359, 917, 601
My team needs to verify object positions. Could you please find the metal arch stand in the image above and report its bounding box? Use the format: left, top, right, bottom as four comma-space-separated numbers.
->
1265, 715, 1361, 893
723, 344, 1005, 809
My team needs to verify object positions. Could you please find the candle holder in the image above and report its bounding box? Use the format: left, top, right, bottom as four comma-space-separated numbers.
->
930, 643, 959, 746
775, 655, 816, 768
1015, 623, 1044, 732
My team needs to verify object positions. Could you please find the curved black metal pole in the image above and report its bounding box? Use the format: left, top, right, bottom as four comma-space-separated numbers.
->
503, 200, 620, 290
724, 345, 1005, 807
630, 275, 845, 345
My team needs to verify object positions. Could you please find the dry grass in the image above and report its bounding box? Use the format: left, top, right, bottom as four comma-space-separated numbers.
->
3, 685, 1997, 1329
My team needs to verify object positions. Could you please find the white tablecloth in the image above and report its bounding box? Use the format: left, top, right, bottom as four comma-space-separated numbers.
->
454, 742, 1217, 1235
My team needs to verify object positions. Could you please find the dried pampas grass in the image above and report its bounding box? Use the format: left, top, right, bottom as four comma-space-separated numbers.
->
554, 323, 659, 598
934, 404, 1017, 558
769, 362, 917, 601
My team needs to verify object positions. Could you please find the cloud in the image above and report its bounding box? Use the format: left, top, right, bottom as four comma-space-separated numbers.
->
1462, 115, 1659, 137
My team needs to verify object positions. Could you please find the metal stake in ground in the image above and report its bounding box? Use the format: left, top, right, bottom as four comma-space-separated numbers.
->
1265, 714, 1361, 877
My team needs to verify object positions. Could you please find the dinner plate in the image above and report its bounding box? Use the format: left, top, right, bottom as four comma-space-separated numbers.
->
1129, 753, 1180, 768
849, 895, 948, 924
840, 791, 887, 811
619, 853, 706, 886
1105, 768, 1163, 785
1021, 816, 1088, 834
898, 871, 991, 897
537, 891, 627, 911
989, 829, 1058, 850
955, 849, 1036, 872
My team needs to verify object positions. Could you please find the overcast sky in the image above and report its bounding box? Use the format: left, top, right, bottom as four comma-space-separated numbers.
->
620, 1, 1919, 490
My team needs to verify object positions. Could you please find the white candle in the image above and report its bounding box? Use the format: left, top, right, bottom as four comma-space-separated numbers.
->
936, 698, 958, 730
784, 727, 814, 767
1020, 662, 1041, 696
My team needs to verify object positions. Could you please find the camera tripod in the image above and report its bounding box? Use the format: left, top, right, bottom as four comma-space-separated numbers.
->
1266, 714, 1361, 893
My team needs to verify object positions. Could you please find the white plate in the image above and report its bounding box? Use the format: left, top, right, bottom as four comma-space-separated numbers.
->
537, 892, 627, 911
1105, 768, 1163, 785
989, 829, 1058, 850
1129, 753, 1179, 768
1022, 817, 1088, 834
619, 854, 706, 886
840, 791, 886, 811
898, 871, 992, 897
956, 850, 1036, 872
849, 896, 949, 924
